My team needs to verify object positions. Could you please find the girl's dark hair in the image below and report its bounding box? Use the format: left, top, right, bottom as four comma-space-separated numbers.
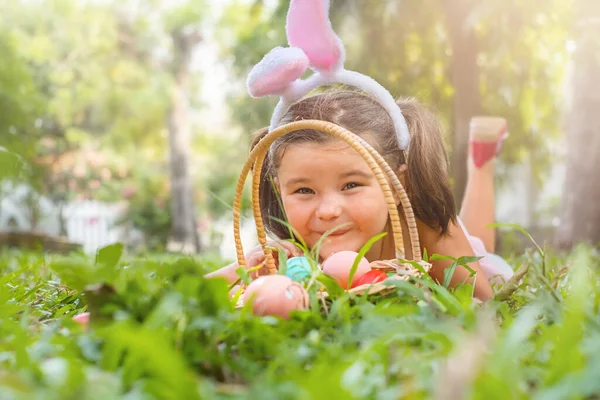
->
250, 90, 456, 240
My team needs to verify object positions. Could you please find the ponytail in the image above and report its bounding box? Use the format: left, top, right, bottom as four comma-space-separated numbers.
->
397, 98, 457, 235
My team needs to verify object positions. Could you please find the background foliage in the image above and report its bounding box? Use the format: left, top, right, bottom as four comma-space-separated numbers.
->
0, 0, 582, 251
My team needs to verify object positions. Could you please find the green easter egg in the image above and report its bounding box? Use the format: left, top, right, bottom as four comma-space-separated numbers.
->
285, 256, 312, 281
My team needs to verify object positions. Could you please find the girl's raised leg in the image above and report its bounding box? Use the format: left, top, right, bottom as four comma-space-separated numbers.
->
458, 117, 508, 253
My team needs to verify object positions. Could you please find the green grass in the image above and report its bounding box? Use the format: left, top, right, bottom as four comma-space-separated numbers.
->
0, 238, 599, 399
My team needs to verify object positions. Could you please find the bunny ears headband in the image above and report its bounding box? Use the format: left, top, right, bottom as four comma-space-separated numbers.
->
246, 0, 411, 150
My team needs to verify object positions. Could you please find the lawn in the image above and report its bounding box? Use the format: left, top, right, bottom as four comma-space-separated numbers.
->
1, 237, 599, 399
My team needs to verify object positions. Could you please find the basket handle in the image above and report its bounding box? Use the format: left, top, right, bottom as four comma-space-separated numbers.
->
351, 135, 422, 261
232, 120, 421, 272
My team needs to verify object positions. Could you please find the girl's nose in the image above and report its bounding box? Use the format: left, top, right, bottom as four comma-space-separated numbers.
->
316, 195, 342, 220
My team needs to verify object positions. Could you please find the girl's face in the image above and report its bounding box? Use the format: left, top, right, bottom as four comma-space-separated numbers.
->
276, 141, 390, 260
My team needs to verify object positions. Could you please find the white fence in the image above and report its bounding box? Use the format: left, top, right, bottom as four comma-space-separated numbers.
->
0, 184, 127, 253
0, 183, 258, 256
62, 201, 126, 253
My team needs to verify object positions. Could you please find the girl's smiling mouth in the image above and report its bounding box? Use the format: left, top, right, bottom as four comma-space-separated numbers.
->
317, 228, 351, 237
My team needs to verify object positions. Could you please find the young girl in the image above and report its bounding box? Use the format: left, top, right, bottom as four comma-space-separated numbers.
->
207, 91, 514, 301
206, 0, 514, 301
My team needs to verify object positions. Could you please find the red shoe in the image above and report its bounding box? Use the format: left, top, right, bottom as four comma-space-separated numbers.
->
469, 116, 509, 168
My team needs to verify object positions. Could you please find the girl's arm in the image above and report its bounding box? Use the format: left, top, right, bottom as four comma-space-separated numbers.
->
205, 259, 273, 285
205, 240, 303, 285
205, 261, 242, 284
417, 219, 494, 301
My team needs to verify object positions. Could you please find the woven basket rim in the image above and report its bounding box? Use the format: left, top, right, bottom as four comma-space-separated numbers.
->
231, 119, 430, 299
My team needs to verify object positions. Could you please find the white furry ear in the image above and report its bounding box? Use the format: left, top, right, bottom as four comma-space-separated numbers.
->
246, 47, 309, 98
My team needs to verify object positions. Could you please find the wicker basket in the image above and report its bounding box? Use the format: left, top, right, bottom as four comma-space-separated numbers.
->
232, 120, 431, 299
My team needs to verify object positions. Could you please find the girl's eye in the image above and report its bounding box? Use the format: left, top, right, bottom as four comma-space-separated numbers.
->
343, 182, 361, 190
295, 187, 314, 195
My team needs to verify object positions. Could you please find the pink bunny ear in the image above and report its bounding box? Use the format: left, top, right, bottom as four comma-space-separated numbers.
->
247, 47, 310, 98
286, 0, 345, 72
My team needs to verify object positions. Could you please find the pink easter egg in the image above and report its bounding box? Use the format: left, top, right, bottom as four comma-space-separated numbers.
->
72, 312, 90, 331
321, 251, 371, 289
243, 275, 309, 319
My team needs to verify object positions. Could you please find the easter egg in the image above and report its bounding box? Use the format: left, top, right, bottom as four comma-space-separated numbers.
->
351, 269, 388, 288
285, 256, 312, 281
243, 275, 309, 319
72, 312, 90, 331
321, 251, 371, 289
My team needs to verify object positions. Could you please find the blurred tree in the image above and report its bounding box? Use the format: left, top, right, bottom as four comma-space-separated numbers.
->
102, 1, 208, 253
105, 0, 207, 252
163, 3, 206, 253
1, 0, 208, 251
440, 0, 481, 203
0, 25, 43, 184
0, 0, 168, 230
555, 0, 600, 248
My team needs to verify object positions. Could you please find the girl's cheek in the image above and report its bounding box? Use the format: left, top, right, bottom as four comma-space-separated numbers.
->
353, 192, 387, 229
282, 199, 309, 229
281, 196, 295, 215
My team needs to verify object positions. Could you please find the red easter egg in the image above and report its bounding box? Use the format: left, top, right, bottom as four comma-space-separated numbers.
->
351, 269, 388, 288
